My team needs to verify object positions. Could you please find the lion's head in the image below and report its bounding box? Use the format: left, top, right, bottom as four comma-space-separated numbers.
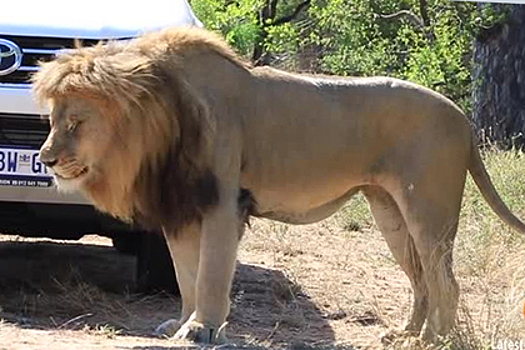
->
32, 28, 223, 230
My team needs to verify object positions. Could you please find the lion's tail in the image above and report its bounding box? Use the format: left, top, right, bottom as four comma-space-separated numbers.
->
468, 138, 525, 233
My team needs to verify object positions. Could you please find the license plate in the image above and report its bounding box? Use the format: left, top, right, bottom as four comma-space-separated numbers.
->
0, 147, 53, 187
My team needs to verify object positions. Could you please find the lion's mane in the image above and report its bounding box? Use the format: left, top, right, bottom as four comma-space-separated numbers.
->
32, 28, 248, 231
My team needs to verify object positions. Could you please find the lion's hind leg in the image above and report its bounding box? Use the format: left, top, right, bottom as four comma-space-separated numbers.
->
405, 215, 460, 343
392, 175, 463, 343
363, 186, 428, 336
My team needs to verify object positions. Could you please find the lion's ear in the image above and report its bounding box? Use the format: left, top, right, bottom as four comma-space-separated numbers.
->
175, 80, 215, 173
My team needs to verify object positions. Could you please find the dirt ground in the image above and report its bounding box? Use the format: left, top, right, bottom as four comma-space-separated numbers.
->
0, 218, 408, 350
0, 207, 523, 349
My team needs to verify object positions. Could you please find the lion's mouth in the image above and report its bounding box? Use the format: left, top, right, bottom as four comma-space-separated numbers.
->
55, 166, 89, 181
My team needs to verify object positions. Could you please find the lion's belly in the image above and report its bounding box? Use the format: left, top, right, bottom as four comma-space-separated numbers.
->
244, 174, 361, 224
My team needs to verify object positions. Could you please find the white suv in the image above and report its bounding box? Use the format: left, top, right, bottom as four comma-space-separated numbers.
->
0, 0, 201, 292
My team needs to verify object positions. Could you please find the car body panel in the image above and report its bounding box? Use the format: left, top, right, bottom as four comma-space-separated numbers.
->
0, 0, 202, 38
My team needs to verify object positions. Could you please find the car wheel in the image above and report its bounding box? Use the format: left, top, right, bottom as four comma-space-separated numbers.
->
111, 232, 142, 256
135, 231, 180, 295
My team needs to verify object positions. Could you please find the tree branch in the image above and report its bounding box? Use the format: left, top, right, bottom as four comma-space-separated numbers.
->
273, 0, 311, 26
377, 10, 425, 29
377, 8, 435, 42
253, 0, 311, 66
269, 0, 279, 19
419, 0, 431, 27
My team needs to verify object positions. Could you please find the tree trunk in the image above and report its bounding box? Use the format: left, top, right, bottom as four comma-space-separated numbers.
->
472, 5, 525, 149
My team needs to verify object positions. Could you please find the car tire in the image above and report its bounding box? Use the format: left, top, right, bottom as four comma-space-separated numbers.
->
136, 231, 180, 295
113, 231, 179, 294
111, 232, 142, 256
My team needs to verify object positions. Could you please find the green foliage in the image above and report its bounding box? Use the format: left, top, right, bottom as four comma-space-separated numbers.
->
192, 0, 262, 56
191, 0, 512, 114
302, 0, 481, 111
306, 0, 401, 76
403, 6, 475, 111
265, 23, 300, 67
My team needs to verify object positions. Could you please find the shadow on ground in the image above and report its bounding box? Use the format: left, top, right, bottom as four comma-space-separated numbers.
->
0, 239, 338, 348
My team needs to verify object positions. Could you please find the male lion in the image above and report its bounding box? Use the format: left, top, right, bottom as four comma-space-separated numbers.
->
33, 27, 525, 344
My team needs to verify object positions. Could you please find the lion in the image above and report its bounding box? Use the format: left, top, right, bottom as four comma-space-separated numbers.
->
32, 27, 525, 344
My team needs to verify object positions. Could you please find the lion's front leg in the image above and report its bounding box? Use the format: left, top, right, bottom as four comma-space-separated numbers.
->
174, 196, 240, 344
156, 223, 201, 337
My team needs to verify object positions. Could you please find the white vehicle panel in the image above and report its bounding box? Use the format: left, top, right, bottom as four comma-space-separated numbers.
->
0, 0, 202, 38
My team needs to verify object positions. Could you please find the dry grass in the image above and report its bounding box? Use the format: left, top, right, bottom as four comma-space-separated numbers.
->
0, 148, 524, 349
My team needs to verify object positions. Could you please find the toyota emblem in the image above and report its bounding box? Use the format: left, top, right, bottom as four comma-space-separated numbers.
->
0, 39, 23, 76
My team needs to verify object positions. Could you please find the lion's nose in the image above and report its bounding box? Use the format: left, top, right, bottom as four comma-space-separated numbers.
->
39, 150, 58, 167
41, 158, 58, 168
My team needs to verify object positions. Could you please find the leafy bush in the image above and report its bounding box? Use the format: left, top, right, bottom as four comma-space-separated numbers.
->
192, 0, 507, 114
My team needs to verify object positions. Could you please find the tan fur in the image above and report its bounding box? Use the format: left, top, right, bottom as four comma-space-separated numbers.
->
33, 27, 525, 344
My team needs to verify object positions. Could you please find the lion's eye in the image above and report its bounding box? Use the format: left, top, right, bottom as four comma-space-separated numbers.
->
68, 120, 80, 133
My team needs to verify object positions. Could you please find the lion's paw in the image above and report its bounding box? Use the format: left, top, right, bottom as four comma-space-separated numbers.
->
173, 320, 228, 344
380, 329, 422, 348
155, 319, 182, 337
